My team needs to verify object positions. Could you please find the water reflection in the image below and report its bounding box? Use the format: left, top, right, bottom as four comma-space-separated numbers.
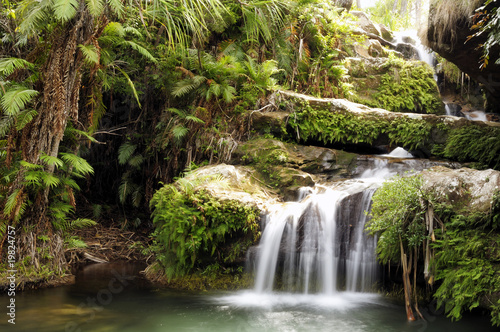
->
1, 263, 498, 332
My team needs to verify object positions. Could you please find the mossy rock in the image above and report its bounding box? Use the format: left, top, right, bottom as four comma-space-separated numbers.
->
344, 56, 444, 114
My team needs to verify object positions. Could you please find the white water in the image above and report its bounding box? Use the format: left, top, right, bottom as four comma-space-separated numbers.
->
252, 161, 395, 295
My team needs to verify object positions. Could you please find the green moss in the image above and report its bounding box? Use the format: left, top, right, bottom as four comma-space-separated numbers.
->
287, 102, 432, 151
439, 124, 500, 170
349, 55, 443, 114
150, 184, 260, 280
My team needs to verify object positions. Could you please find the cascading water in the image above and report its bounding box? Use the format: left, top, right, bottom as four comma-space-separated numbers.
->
251, 157, 399, 295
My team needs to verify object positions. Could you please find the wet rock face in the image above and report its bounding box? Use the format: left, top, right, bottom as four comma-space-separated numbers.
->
425, 0, 500, 112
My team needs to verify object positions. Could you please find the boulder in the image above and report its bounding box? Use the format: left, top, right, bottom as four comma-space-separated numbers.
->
421, 166, 500, 212
350, 11, 381, 37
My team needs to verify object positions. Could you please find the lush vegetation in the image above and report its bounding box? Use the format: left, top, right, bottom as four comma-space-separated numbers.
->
368, 175, 500, 326
149, 175, 260, 279
286, 100, 432, 151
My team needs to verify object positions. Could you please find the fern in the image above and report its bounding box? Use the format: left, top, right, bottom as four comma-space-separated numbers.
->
118, 142, 136, 165
15, 109, 37, 131
68, 218, 97, 229
65, 236, 88, 249
85, 0, 105, 17
60, 153, 94, 176
128, 154, 144, 168
53, 0, 79, 22
122, 40, 158, 63
172, 125, 189, 144
1, 86, 39, 116
0, 58, 35, 78
40, 172, 61, 188
106, 0, 125, 18
115, 66, 141, 108
102, 21, 125, 37
40, 153, 64, 168
172, 76, 206, 97
78, 44, 100, 65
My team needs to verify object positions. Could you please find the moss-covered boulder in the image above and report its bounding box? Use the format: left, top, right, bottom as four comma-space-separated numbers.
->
344, 55, 444, 114
232, 138, 358, 187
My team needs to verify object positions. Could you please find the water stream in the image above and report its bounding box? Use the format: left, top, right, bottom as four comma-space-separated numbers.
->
1, 151, 497, 331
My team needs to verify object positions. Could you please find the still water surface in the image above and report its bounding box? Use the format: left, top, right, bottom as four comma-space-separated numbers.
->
1, 263, 497, 332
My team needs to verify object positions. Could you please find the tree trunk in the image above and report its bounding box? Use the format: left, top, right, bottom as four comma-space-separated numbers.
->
6, 2, 96, 274
400, 238, 416, 321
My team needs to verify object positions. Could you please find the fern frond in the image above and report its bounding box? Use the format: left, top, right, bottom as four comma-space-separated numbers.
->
41, 172, 61, 188
1, 86, 39, 116
106, 0, 125, 18
53, 0, 79, 22
0, 58, 35, 78
65, 126, 97, 143
4, 188, 21, 217
185, 115, 205, 124
40, 153, 64, 168
15, 109, 37, 131
118, 142, 136, 165
131, 187, 143, 208
172, 76, 206, 98
78, 44, 100, 65
119, 179, 134, 203
103, 21, 125, 37
122, 40, 158, 63
172, 125, 189, 143
60, 153, 94, 175
69, 218, 97, 229
0, 116, 14, 137
65, 236, 88, 249
19, 160, 42, 170
128, 154, 145, 168
17, 0, 52, 36
123, 26, 142, 38
85, 0, 105, 17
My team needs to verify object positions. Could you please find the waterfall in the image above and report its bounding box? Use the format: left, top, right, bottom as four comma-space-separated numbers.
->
251, 159, 398, 294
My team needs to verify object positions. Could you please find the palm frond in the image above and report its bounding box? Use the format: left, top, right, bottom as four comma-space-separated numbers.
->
53, 0, 79, 22
1, 86, 39, 116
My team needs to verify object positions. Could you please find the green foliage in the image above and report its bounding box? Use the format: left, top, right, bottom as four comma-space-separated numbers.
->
371, 56, 441, 114
150, 181, 260, 279
367, 175, 426, 263
287, 101, 432, 150
432, 202, 500, 326
441, 124, 500, 170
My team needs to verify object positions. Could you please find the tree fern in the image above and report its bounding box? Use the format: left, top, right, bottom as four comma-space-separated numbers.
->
40, 172, 61, 188
1, 86, 39, 116
65, 236, 88, 249
103, 21, 125, 37
52, 0, 79, 22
